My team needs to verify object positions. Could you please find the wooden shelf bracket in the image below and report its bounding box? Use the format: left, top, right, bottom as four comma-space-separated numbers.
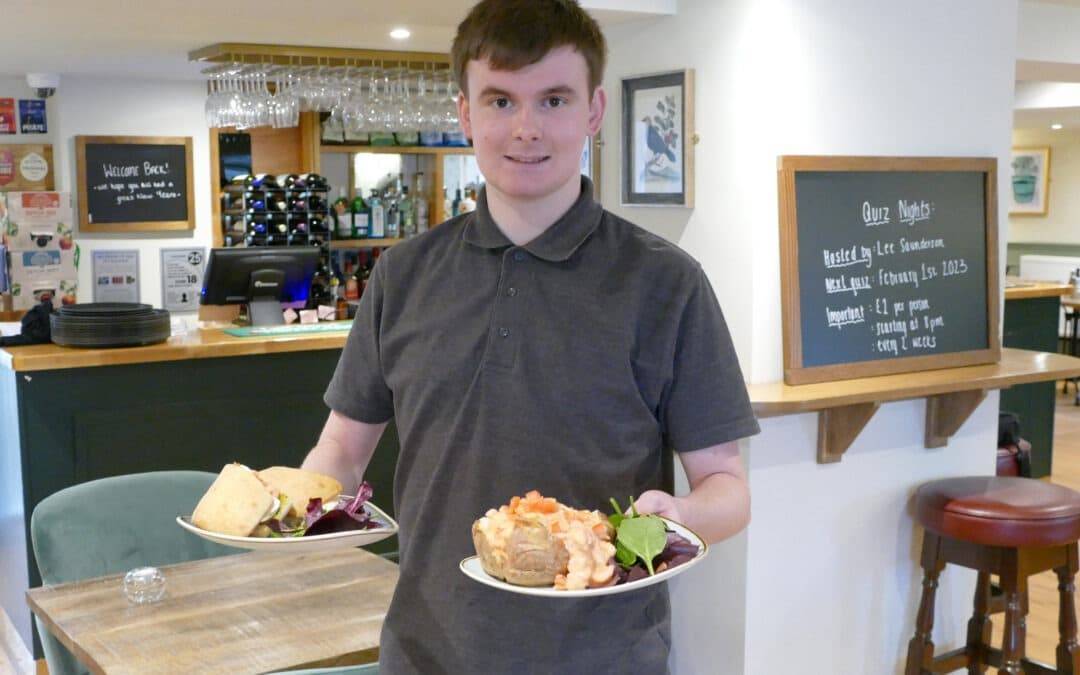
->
925, 389, 988, 448
817, 402, 880, 463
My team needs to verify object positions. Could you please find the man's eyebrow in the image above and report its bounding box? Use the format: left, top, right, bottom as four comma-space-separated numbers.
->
476, 85, 579, 98
477, 86, 513, 99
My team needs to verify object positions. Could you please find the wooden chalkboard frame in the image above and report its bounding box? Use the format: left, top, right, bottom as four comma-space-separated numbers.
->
778, 155, 1001, 386
75, 135, 195, 233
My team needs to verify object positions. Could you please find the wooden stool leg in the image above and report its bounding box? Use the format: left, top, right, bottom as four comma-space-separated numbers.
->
966, 571, 992, 674
907, 532, 944, 675
998, 570, 1027, 675
1057, 544, 1080, 674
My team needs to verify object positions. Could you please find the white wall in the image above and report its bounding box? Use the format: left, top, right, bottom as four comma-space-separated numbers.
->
1010, 126, 1080, 244
51, 77, 213, 311
603, 1, 1017, 673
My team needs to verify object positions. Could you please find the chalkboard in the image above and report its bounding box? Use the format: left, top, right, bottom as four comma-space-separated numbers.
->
778, 156, 1000, 385
76, 136, 195, 233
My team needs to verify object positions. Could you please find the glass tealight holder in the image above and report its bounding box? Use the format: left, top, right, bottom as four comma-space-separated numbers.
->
123, 566, 166, 605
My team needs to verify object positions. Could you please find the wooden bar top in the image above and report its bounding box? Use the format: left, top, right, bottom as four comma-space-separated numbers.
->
0, 323, 350, 373
27, 549, 396, 675
1004, 278, 1074, 300
749, 348, 1080, 417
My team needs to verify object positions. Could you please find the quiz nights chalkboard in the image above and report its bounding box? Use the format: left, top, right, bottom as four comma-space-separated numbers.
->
778, 156, 1000, 385
76, 136, 194, 232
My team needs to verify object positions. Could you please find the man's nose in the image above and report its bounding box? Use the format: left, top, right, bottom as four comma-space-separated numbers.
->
513, 107, 542, 142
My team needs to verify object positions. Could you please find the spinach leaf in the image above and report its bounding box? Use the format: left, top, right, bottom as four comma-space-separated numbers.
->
615, 539, 637, 568
617, 515, 667, 576
608, 498, 625, 530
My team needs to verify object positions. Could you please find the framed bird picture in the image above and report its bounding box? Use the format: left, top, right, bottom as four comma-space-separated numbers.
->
621, 69, 695, 207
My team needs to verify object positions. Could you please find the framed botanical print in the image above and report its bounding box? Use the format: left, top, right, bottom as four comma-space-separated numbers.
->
580, 133, 602, 202
1009, 146, 1050, 216
621, 69, 694, 207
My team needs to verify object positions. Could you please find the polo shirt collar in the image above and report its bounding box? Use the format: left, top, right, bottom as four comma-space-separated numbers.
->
462, 176, 603, 262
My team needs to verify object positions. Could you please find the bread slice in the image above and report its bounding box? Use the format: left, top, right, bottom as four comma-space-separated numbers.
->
256, 466, 343, 517
192, 463, 276, 537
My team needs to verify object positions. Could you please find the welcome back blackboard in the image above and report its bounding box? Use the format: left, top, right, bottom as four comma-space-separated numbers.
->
778, 156, 1000, 385
76, 136, 194, 233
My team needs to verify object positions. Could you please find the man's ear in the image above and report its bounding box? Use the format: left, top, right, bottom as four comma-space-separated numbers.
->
587, 86, 607, 136
458, 91, 472, 139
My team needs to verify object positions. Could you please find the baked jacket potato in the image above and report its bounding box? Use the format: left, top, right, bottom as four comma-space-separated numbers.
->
471, 491, 616, 590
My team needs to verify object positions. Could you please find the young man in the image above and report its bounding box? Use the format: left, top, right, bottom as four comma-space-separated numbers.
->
303, 1, 759, 672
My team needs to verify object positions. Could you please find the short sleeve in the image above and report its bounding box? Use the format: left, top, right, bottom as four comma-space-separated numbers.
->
661, 268, 760, 452
323, 256, 395, 424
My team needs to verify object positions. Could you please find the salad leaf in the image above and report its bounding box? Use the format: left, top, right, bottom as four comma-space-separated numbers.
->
302, 481, 379, 537
616, 514, 667, 576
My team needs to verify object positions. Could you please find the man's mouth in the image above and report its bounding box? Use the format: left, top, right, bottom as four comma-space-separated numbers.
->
506, 155, 550, 164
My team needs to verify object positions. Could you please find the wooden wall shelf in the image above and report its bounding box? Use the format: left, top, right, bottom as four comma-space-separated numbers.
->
331, 238, 402, 249
749, 348, 1080, 463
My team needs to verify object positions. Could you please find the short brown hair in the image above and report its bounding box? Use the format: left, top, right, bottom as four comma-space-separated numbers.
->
451, 0, 607, 95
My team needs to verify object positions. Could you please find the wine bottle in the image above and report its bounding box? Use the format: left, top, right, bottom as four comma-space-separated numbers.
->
297, 173, 328, 190
400, 186, 416, 238
276, 174, 299, 189
369, 191, 385, 238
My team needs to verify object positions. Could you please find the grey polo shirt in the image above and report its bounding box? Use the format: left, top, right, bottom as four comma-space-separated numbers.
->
325, 176, 759, 675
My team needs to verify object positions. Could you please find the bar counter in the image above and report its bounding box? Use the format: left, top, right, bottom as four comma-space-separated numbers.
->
0, 323, 397, 658
0, 323, 351, 372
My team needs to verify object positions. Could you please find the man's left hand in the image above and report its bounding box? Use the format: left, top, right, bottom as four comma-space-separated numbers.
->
633, 490, 684, 522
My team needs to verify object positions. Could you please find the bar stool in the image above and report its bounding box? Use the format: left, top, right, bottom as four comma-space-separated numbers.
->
906, 476, 1080, 674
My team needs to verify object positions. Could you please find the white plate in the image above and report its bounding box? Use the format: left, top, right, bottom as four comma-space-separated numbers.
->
176, 500, 398, 553
460, 517, 708, 598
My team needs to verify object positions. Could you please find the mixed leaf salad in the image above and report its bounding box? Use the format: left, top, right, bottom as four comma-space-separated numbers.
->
607, 497, 701, 585
261, 481, 384, 538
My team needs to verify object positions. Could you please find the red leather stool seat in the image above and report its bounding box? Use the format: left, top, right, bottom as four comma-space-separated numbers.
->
915, 476, 1080, 548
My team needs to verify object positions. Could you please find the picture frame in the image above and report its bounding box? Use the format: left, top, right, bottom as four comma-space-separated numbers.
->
580, 132, 603, 202
1009, 146, 1050, 216
621, 69, 694, 207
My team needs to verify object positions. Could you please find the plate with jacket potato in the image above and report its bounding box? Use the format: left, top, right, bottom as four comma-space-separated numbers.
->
461, 491, 707, 598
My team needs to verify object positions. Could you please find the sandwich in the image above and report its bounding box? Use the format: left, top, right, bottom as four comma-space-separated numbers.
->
190, 463, 351, 538
191, 463, 277, 537
256, 466, 343, 518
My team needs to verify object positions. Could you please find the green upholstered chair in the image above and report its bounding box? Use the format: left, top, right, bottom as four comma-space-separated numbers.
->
30, 471, 236, 675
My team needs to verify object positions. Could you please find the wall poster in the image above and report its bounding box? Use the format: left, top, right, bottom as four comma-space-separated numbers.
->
160, 247, 204, 312
92, 249, 140, 303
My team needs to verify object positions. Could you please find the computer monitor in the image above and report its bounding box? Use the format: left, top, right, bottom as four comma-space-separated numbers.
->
200, 247, 320, 326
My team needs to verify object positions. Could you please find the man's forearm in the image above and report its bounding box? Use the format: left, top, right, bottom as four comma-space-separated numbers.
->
676, 472, 751, 544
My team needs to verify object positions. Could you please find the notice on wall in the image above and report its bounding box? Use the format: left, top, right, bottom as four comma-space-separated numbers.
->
92, 249, 140, 303
0, 99, 14, 135
75, 136, 194, 233
18, 100, 46, 134
777, 156, 1000, 385
160, 247, 204, 312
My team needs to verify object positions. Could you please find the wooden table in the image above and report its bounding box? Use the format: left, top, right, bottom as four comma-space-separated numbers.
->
26, 549, 398, 675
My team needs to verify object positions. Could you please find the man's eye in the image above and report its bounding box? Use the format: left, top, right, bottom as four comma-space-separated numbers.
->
493, 98, 511, 109
546, 97, 566, 108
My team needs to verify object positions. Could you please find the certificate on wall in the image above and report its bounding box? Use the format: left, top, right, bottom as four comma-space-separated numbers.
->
160, 247, 204, 312
92, 249, 140, 303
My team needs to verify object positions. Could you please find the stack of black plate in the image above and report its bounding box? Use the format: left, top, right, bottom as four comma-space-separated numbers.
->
51, 303, 171, 348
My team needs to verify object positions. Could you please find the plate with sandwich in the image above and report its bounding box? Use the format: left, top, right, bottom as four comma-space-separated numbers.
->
176, 463, 398, 552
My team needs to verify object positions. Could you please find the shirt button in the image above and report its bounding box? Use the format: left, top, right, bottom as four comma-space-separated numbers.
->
499, 327, 511, 338
506, 287, 517, 297
514, 251, 526, 262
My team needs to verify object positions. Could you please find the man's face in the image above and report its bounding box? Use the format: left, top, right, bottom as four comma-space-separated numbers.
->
459, 46, 605, 203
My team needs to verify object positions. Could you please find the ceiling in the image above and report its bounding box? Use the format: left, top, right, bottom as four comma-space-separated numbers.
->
0, 0, 673, 80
